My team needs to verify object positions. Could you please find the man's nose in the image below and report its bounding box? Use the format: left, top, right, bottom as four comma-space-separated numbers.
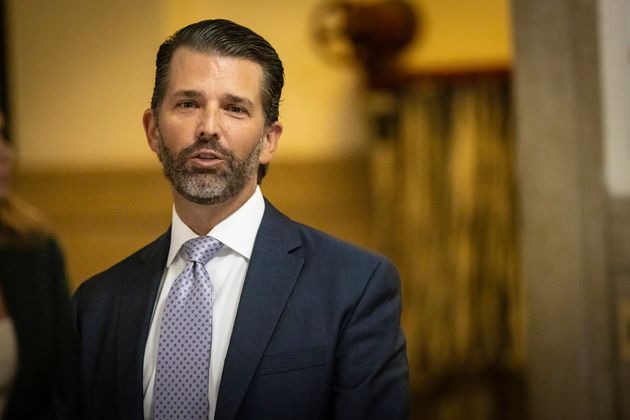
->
195, 107, 222, 139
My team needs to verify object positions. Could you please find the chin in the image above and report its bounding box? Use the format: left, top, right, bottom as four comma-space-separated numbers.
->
177, 185, 233, 206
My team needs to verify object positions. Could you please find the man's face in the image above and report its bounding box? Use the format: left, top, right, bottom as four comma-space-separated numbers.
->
143, 47, 282, 205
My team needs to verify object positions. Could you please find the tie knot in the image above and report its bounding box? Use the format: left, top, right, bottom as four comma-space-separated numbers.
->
182, 236, 223, 265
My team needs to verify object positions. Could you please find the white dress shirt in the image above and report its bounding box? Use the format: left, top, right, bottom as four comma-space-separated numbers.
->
143, 187, 265, 420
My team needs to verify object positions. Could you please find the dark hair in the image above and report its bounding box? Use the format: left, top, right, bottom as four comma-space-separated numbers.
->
150, 19, 284, 181
151, 19, 283, 123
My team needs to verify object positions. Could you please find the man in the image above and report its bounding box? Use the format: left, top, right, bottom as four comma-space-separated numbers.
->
56, 19, 408, 420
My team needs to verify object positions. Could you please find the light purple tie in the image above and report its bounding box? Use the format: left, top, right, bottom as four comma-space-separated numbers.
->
154, 236, 223, 420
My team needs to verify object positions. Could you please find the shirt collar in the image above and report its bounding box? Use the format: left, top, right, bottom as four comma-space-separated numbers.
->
167, 186, 265, 267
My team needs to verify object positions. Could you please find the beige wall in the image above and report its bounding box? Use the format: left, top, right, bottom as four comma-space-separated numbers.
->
6, 0, 162, 170
402, 0, 512, 69
6, 0, 511, 171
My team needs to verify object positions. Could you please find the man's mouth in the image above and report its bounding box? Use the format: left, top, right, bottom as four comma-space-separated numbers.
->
189, 149, 225, 167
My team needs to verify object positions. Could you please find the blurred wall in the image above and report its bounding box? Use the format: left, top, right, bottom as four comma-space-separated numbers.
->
6, 0, 161, 170
402, 0, 511, 69
5, 0, 511, 171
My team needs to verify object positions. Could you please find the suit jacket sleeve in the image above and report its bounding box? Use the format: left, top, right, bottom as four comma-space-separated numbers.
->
333, 256, 409, 419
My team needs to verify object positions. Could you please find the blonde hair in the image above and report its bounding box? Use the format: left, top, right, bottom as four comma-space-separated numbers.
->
0, 194, 51, 246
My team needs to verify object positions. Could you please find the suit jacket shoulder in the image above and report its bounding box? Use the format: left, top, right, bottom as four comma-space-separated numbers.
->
257, 201, 399, 311
261, 199, 392, 266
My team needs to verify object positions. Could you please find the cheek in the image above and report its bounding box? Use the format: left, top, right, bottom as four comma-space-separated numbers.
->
159, 122, 193, 150
224, 126, 262, 153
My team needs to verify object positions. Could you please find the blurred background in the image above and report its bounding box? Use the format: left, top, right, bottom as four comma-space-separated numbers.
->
1, 0, 629, 418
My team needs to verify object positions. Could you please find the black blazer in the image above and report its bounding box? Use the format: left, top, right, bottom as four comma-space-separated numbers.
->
56, 201, 409, 419
0, 237, 70, 420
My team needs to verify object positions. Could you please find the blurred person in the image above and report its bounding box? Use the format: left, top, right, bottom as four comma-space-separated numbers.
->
56, 19, 408, 420
0, 111, 71, 419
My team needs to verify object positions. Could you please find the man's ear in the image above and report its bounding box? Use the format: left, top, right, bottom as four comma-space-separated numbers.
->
143, 109, 160, 153
259, 122, 283, 165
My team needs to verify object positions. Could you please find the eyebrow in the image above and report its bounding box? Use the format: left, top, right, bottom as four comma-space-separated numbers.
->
173, 89, 204, 99
223, 94, 255, 109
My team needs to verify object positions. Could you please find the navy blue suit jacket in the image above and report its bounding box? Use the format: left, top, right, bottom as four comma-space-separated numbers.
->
56, 200, 409, 419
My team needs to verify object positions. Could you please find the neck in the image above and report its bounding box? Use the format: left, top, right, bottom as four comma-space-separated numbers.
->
173, 183, 257, 236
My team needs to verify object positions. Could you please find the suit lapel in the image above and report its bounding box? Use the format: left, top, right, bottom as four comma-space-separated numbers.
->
215, 202, 304, 420
116, 230, 170, 419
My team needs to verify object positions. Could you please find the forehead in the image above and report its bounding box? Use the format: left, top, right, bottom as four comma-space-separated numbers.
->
166, 47, 264, 102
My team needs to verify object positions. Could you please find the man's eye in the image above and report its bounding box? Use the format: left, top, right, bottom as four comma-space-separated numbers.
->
178, 101, 197, 109
228, 106, 245, 114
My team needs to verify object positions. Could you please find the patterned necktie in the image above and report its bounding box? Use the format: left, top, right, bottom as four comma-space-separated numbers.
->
154, 236, 223, 420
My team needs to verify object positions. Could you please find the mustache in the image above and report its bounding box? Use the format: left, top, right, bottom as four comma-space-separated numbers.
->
177, 136, 236, 161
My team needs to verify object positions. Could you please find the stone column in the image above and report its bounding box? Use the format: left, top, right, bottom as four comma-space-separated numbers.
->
600, 0, 630, 417
511, 0, 617, 418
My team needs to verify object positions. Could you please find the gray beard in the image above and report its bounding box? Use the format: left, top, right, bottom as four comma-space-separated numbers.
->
157, 134, 262, 205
